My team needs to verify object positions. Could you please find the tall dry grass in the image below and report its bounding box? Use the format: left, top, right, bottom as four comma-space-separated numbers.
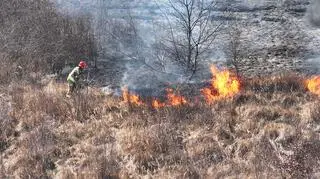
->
1, 75, 320, 178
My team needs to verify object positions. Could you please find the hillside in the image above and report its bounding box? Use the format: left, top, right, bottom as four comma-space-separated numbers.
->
1, 0, 320, 178
53, 0, 320, 87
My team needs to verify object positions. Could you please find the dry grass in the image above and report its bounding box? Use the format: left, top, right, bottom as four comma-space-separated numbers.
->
244, 73, 307, 93
1, 76, 320, 178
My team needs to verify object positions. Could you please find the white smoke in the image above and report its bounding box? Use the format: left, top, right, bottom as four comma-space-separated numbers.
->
308, 0, 320, 27
306, 57, 320, 74
242, 0, 265, 7
305, 0, 320, 75
121, 59, 188, 90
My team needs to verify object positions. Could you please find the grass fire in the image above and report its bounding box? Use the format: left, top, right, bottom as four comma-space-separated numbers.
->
201, 65, 240, 104
3, 72, 320, 178
122, 65, 241, 108
306, 75, 320, 96
2, 0, 320, 178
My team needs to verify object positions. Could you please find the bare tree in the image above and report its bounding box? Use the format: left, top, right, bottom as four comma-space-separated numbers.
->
0, 0, 97, 81
161, 0, 222, 78
225, 22, 243, 77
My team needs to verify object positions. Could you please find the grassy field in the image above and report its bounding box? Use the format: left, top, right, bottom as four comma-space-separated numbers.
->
1, 74, 320, 178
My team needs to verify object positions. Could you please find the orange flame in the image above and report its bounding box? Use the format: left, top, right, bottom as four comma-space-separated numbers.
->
306, 76, 320, 96
122, 87, 187, 108
166, 88, 187, 106
122, 88, 144, 106
152, 99, 166, 109
201, 65, 240, 104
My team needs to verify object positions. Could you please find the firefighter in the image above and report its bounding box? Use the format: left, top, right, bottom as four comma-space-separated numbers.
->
66, 61, 88, 97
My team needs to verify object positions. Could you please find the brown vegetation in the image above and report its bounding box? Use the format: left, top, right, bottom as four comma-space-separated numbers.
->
0, 0, 97, 83
1, 0, 318, 178
1, 74, 320, 178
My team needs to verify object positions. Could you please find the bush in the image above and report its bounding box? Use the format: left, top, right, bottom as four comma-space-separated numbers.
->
0, 0, 97, 83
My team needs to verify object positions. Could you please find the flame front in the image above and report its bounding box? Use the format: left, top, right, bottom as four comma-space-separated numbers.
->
122, 65, 239, 107
166, 88, 187, 106
152, 99, 166, 109
152, 89, 187, 109
122, 88, 144, 106
306, 76, 320, 96
123, 87, 187, 108
201, 65, 240, 104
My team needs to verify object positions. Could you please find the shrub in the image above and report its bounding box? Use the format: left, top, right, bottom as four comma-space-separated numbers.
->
0, 0, 97, 83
